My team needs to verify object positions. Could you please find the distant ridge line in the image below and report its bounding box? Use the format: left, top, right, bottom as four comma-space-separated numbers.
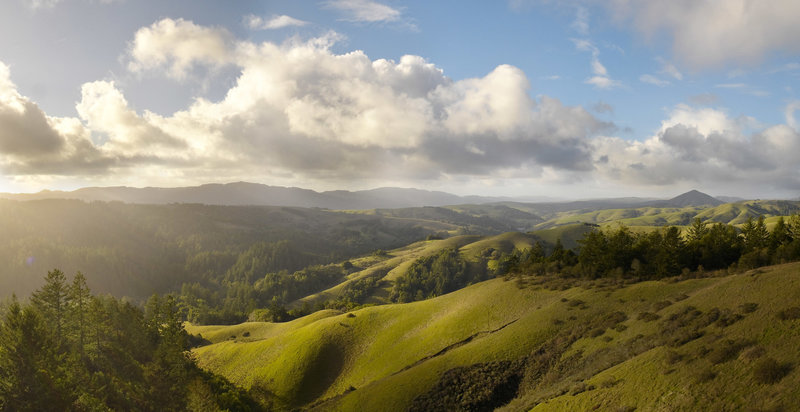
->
0, 182, 511, 210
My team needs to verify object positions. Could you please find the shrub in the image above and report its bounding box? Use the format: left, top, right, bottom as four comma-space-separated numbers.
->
567, 299, 585, 308
697, 346, 712, 357
637, 312, 660, 322
713, 309, 743, 328
776, 307, 800, 320
600, 377, 619, 388
741, 346, 766, 361
665, 350, 683, 365
707, 339, 751, 364
673, 293, 689, 301
695, 368, 716, 383
652, 300, 673, 312
739, 302, 758, 314
753, 358, 792, 384
570, 382, 594, 395
589, 328, 606, 338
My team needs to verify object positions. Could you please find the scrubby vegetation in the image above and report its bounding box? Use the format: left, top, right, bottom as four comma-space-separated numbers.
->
390, 248, 473, 302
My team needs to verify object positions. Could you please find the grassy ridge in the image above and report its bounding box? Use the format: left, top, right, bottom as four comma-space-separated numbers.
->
189, 262, 800, 411
532, 200, 800, 230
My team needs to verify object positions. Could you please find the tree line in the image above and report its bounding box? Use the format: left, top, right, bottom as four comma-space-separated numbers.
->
504, 215, 800, 280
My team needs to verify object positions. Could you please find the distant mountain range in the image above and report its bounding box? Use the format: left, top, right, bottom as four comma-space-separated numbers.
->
0, 183, 729, 210
0, 182, 512, 210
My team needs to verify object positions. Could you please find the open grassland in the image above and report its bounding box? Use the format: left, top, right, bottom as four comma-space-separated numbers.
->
189, 262, 800, 411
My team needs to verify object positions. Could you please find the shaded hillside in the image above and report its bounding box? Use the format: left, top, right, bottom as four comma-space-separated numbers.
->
0, 200, 487, 300
445, 204, 545, 232
189, 262, 800, 411
530, 223, 597, 249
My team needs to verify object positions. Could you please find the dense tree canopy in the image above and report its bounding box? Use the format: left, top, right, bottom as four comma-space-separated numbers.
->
0, 270, 259, 411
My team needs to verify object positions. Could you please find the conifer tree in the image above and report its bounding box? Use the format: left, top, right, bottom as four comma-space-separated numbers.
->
686, 217, 709, 242
30, 269, 69, 349
68, 272, 91, 358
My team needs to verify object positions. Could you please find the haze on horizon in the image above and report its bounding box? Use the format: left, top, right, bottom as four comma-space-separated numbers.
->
0, 0, 799, 200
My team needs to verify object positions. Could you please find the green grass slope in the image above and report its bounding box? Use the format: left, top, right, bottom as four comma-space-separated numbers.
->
530, 223, 596, 249
535, 200, 800, 230
189, 262, 800, 411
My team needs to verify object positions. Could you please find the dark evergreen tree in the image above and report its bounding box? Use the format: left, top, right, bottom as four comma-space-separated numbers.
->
741, 216, 769, 253
697, 223, 742, 270
67, 271, 91, 358
770, 216, 791, 250
30, 269, 69, 349
686, 217, 709, 243
0, 299, 71, 411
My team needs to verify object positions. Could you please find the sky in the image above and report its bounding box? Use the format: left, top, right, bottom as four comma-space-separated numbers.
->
0, 0, 799, 199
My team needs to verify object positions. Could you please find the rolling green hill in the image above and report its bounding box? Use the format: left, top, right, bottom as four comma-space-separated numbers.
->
188, 262, 800, 411
530, 200, 800, 230
289, 232, 541, 310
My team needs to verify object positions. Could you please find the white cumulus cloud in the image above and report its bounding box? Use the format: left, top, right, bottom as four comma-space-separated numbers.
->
127, 18, 236, 80
244, 14, 308, 30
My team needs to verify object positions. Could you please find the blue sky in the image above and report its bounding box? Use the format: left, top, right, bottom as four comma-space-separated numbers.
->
0, 0, 799, 199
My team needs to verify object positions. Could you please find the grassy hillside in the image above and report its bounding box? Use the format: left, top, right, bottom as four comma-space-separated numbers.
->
189, 262, 800, 411
289, 232, 540, 309
530, 223, 596, 249
532, 200, 800, 230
